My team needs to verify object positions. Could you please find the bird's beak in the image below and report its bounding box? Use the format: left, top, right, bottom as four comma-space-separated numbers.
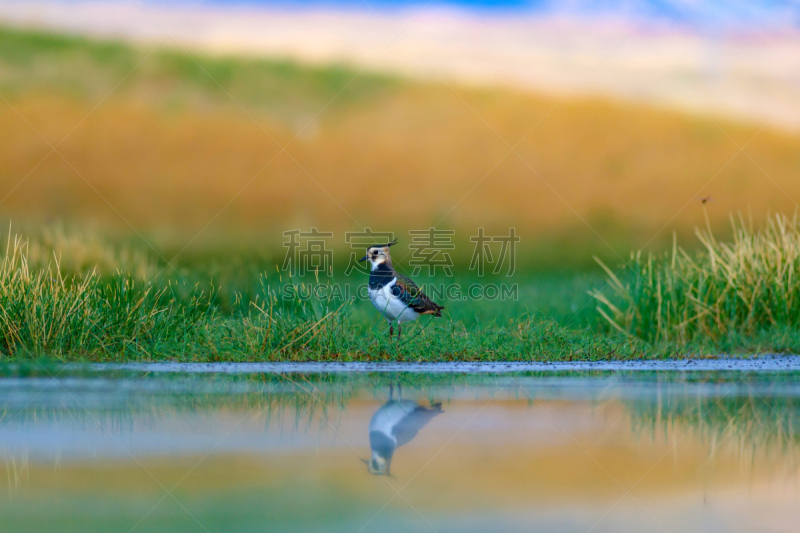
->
358, 255, 367, 262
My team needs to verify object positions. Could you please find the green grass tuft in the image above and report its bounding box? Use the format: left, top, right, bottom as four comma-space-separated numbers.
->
594, 211, 800, 347
0, 234, 213, 358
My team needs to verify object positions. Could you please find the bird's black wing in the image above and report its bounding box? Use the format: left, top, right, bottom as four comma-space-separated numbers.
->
392, 274, 444, 316
392, 403, 443, 448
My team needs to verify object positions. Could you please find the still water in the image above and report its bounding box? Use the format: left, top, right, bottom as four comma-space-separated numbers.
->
1, 365, 799, 532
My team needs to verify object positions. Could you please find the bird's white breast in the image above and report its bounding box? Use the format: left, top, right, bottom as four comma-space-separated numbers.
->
369, 400, 419, 439
368, 278, 420, 323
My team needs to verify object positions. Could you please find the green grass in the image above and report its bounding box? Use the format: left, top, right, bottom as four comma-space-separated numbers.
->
0, 25, 401, 122
1, 213, 799, 361
593, 211, 800, 352
0, 234, 213, 358
0, 226, 643, 361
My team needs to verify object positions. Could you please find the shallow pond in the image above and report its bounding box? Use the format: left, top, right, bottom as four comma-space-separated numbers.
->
1, 364, 799, 532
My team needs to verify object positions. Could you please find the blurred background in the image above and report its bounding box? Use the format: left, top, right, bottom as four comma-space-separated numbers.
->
0, 0, 799, 284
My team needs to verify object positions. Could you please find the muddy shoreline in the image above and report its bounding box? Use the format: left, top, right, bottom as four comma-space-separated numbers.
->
95, 357, 800, 373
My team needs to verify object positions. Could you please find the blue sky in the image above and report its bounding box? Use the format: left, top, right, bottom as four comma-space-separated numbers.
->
200, 0, 800, 28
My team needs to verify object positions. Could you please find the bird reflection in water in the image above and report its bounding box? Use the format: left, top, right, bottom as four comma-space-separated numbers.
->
365, 384, 443, 476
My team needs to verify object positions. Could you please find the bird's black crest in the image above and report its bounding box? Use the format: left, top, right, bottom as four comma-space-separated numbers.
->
371, 238, 398, 249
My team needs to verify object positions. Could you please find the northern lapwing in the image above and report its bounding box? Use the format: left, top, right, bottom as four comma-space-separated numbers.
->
359, 239, 444, 338
365, 385, 443, 476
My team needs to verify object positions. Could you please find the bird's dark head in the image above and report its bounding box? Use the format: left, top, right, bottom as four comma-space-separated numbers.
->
359, 239, 397, 270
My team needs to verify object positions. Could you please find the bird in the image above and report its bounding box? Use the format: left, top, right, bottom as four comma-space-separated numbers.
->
365, 384, 443, 476
698, 196, 714, 205
359, 238, 444, 339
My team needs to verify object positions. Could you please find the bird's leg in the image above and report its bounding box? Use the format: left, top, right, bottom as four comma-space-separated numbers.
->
389, 384, 394, 400
398, 383, 402, 399
398, 325, 402, 339
389, 325, 394, 338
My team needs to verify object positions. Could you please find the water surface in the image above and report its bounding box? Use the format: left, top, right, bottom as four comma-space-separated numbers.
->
1, 365, 799, 532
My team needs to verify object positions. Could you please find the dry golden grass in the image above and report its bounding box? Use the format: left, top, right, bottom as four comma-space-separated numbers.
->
1, 28, 799, 264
